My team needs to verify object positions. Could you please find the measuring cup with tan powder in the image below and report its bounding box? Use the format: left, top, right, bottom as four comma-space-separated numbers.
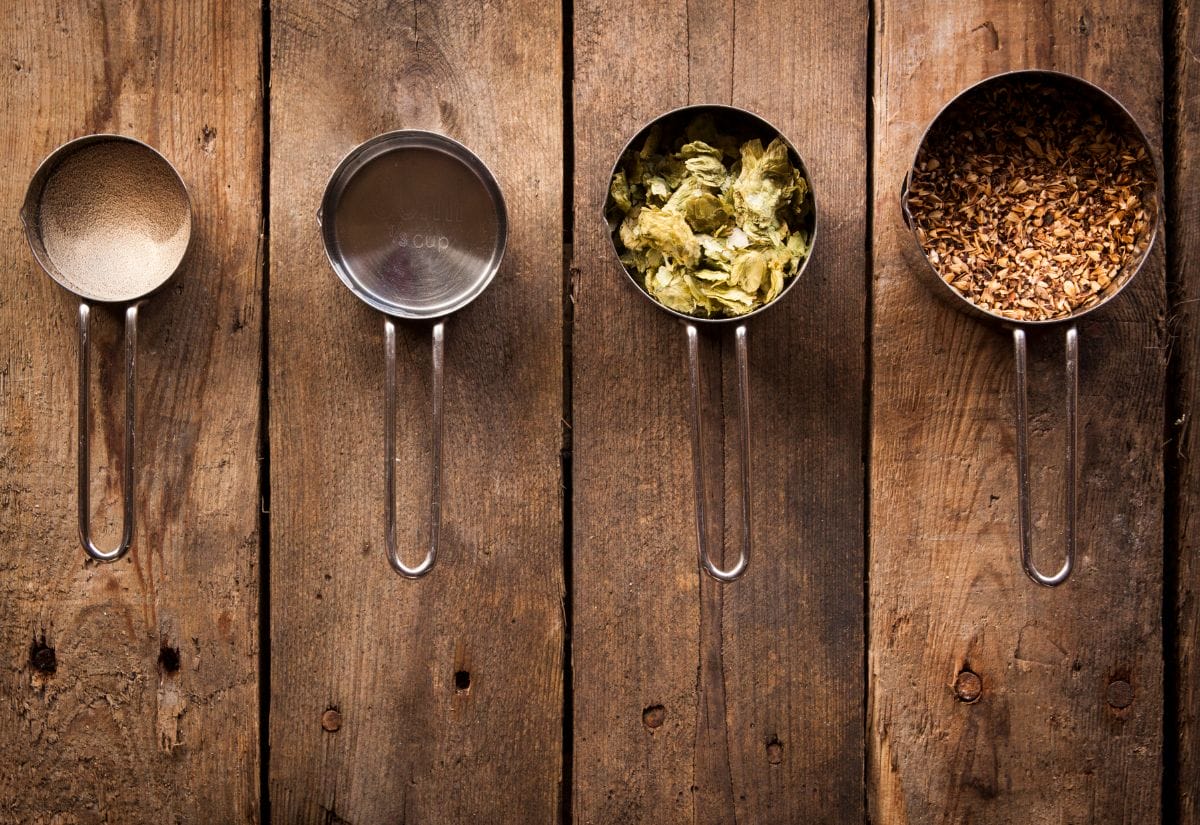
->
21, 135, 193, 562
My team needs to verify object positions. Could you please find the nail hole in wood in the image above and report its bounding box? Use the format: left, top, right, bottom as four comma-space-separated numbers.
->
642, 704, 665, 729
454, 670, 471, 693
29, 638, 56, 675
158, 645, 181, 675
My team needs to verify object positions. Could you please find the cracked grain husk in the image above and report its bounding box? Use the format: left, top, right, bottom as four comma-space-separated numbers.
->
905, 81, 1155, 322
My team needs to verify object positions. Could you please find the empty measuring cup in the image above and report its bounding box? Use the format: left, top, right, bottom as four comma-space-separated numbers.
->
900, 70, 1160, 586
319, 130, 506, 579
20, 135, 192, 562
604, 104, 818, 582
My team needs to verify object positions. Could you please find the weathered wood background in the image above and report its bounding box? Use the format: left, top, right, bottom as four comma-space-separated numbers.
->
1, 0, 1197, 823
572, 0, 866, 822
1, 2, 262, 823
267, 0, 564, 822
872, 1, 1168, 823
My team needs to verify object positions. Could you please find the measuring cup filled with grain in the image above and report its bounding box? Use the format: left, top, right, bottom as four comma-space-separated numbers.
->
900, 70, 1159, 586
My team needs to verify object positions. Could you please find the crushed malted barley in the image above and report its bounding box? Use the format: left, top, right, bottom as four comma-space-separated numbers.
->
905, 81, 1156, 322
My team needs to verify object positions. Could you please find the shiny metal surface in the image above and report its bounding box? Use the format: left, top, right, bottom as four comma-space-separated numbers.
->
320, 130, 506, 579
687, 323, 751, 582
605, 104, 818, 583
384, 318, 444, 578
320, 130, 506, 319
76, 303, 139, 562
20, 135, 191, 563
901, 70, 1160, 587
1014, 326, 1077, 587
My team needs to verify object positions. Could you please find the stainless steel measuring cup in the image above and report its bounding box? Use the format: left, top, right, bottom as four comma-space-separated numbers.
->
20, 135, 193, 562
900, 70, 1161, 586
604, 104, 818, 582
319, 130, 506, 579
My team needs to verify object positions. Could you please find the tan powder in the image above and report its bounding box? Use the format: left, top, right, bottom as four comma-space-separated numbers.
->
37, 141, 190, 303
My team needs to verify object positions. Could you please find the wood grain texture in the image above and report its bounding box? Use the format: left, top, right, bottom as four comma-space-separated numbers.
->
267, 1, 563, 822
0, 2, 262, 823
869, 3, 1165, 823
571, 1, 867, 822
1170, 0, 1200, 819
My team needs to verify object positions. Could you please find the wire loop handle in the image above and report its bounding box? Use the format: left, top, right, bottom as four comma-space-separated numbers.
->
1012, 325, 1078, 587
77, 302, 137, 562
384, 318, 444, 579
685, 323, 751, 582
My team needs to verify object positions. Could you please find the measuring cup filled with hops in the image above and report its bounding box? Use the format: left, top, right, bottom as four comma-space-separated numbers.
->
901, 70, 1160, 586
605, 105, 817, 582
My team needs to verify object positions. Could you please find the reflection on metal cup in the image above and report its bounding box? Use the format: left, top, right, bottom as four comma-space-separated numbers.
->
319, 130, 507, 579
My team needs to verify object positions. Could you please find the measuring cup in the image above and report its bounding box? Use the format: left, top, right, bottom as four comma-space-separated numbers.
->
900, 70, 1160, 586
604, 104, 818, 582
20, 135, 192, 562
319, 130, 506, 579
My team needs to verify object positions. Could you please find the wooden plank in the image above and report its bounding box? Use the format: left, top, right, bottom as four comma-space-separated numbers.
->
869, 4, 1164, 823
0, 2, 262, 823
571, 1, 867, 821
267, 1, 563, 822
1169, 0, 1200, 819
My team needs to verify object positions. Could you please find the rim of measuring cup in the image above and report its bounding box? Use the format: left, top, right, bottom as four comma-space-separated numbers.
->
20, 134, 193, 304
603, 104, 818, 326
318, 129, 507, 320
899, 69, 1162, 328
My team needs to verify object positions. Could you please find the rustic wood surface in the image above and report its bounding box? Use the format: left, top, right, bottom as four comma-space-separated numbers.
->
3, 0, 1197, 823
571, 1, 867, 822
267, 0, 564, 822
1170, 0, 1199, 820
0, 2, 263, 823
870, 2, 1166, 823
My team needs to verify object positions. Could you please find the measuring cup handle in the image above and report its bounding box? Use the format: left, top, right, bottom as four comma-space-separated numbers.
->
686, 322, 751, 583
384, 317, 444, 579
1012, 325, 1078, 587
77, 301, 137, 562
